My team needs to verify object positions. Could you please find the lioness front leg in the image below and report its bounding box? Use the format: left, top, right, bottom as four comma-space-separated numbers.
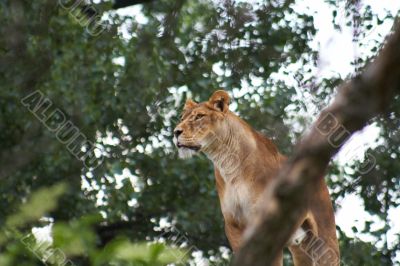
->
224, 221, 243, 252
225, 221, 283, 266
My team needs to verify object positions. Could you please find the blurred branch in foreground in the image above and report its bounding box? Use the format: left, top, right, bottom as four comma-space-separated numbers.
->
233, 21, 400, 266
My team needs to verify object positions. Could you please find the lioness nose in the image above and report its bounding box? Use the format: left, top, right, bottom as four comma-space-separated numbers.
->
174, 129, 183, 138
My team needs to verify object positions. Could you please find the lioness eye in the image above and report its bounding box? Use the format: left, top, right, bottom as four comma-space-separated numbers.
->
195, 114, 205, 120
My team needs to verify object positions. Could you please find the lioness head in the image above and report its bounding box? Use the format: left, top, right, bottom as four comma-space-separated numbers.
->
173, 90, 230, 159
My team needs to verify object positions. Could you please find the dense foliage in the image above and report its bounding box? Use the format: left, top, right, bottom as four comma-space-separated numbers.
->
0, 0, 399, 265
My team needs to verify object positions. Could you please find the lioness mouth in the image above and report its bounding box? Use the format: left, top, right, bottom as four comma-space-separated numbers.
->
177, 143, 201, 151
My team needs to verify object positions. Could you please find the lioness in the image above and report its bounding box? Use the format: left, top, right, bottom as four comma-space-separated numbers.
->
173, 90, 339, 265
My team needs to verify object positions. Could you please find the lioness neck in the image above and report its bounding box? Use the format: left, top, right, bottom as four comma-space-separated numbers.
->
202, 112, 280, 184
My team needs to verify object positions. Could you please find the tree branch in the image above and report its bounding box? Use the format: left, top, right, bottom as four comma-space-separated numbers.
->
112, 0, 155, 9
233, 22, 400, 265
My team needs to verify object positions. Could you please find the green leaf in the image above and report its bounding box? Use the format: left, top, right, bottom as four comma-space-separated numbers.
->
6, 183, 67, 228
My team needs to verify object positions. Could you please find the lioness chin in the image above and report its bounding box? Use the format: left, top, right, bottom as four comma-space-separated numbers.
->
174, 90, 339, 266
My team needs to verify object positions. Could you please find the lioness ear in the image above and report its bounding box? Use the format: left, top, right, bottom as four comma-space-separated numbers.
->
184, 99, 197, 111
209, 90, 230, 113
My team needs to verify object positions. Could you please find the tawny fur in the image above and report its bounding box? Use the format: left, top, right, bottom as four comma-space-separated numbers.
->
174, 90, 340, 265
